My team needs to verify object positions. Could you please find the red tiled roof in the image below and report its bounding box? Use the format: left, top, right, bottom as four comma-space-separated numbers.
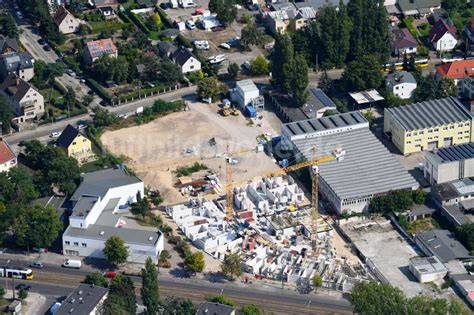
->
0, 139, 15, 165
436, 59, 474, 79
430, 19, 457, 43
85, 38, 117, 58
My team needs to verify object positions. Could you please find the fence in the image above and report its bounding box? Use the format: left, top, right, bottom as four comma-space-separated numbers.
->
110, 84, 185, 106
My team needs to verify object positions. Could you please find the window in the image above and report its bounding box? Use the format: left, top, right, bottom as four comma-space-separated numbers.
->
83, 139, 87, 142
73, 242, 79, 246
443, 126, 448, 130
459, 123, 463, 127
419, 131, 424, 135
428, 129, 432, 133
406, 133, 411, 137
434, 128, 439, 132
65, 241, 70, 245
81, 243, 87, 247
72, 142, 76, 145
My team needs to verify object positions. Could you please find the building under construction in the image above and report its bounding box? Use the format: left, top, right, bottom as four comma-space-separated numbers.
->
281, 111, 419, 214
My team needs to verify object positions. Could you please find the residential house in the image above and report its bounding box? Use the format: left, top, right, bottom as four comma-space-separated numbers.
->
383, 97, 473, 155
55, 284, 109, 315
414, 229, 472, 263
170, 47, 201, 73
0, 52, 35, 81
56, 124, 93, 164
436, 59, 474, 93
392, 28, 418, 56
98, 6, 115, 18
157, 41, 177, 58
409, 256, 448, 283
304, 87, 337, 118
53, 6, 81, 34
464, 17, 474, 54
92, 0, 118, 7
196, 302, 236, 315
266, 5, 315, 35
430, 19, 457, 52
396, 0, 441, 17
385, 71, 417, 99
83, 38, 118, 65
461, 76, 474, 100
62, 168, 164, 263
0, 36, 19, 55
0, 73, 44, 123
0, 138, 16, 173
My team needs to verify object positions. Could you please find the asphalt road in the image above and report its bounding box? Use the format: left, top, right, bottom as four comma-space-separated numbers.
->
0, 258, 353, 314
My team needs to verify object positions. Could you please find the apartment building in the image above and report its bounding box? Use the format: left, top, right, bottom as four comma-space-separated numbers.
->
384, 97, 473, 155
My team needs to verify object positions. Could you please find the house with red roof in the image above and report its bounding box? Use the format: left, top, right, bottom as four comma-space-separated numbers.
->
430, 19, 457, 51
83, 38, 118, 65
0, 138, 16, 173
436, 59, 474, 84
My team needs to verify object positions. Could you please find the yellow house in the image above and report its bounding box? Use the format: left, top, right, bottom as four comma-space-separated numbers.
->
384, 97, 473, 155
57, 124, 92, 162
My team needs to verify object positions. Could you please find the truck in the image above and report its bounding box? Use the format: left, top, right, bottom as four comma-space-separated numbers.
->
62, 259, 81, 269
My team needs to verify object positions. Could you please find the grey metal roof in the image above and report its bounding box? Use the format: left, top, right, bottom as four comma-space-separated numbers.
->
196, 302, 235, 315
305, 87, 336, 112
56, 283, 108, 315
291, 127, 418, 200
282, 111, 367, 137
385, 97, 472, 131
397, 0, 441, 13
71, 168, 142, 201
434, 142, 474, 162
385, 71, 417, 88
71, 196, 100, 217
64, 224, 161, 246
416, 229, 472, 263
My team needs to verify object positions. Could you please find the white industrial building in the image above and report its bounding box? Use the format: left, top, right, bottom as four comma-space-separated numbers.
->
409, 256, 448, 283
63, 168, 164, 264
233, 80, 264, 112
281, 111, 418, 214
424, 142, 474, 185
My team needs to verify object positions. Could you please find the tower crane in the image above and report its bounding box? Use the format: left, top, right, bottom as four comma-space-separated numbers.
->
224, 146, 345, 254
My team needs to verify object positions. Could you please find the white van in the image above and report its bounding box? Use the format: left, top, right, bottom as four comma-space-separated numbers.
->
62, 259, 81, 269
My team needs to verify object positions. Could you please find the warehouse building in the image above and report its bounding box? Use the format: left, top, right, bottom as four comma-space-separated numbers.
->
281, 112, 418, 214
424, 142, 474, 185
384, 97, 473, 155
233, 80, 264, 112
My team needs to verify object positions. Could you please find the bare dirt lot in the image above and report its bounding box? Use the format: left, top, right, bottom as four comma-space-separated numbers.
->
101, 101, 282, 205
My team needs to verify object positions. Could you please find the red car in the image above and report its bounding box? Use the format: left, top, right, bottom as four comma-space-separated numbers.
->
103, 271, 117, 279
212, 26, 225, 32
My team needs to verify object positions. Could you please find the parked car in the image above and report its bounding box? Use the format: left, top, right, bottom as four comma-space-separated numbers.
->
77, 124, 87, 130
211, 26, 224, 32
193, 40, 209, 50
16, 284, 31, 291
185, 20, 196, 30
241, 61, 251, 71
66, 69, 76, 77
227, 37, 240, 47
37, 38, 46, 45
47, 302, 61, 315
50, 132, 61, 138
219, 43, 231, 50
43, 45, 51, 51
62, 259, 81, 269
30, 261, 44, 269
15, 11, 23, 19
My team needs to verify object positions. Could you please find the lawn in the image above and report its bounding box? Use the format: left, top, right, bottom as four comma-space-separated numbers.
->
87, 21, 125, 34
417, 23, 431, 37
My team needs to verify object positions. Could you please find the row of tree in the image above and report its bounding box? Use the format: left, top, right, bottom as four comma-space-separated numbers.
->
369, 189, 426, 214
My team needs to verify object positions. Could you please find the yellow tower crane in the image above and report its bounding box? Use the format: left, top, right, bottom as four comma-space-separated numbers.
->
224, 146, 345, 253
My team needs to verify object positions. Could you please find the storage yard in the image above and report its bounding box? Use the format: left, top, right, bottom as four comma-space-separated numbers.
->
101, 100, 282, 205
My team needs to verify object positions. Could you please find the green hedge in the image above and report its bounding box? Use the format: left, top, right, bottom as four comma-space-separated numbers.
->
52, 80, 68, 95
86, 78, 111, 103
156, 7, 174, 29
402, 18, 418, 42
176, 34, 192, 48
113, 83, 179, 103
128, 11, 151, 34
117, 9, 133, 24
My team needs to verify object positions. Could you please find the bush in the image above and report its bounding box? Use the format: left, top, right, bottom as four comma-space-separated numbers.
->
86, 78, 111, 103
176, 34, 192, 48
156, 7, 173, 28
175, 162, 208, 177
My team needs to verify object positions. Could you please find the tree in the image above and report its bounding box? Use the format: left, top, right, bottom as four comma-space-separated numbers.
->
240, 22, 260, 51
93, 55, 129, 84
206, 294, 235, 306
351, 282, 406, 314
0, 14, 18, 39
103, 275, 137, 315
369, 190, 414, 213
220, 252, 242, 280
412, 189, 426, 205
318, 71, 333, 94
240, 305, 262, 315
0, 287, 4, 299
8, 166, 39, 203
161, 297, 196, 315
342, 54, 383, 91
141, 257, 160, 315
103, 236, 128, 266
414, 74, 458, 102
456, 223, 474, 254
383, 92, 411, 108
83, 272, 109, 288
209, 0, 237, 26
312, 274, 323, 291
13, 204, 62, 251
184, 252, 205, 273
159, 250, 171, 263
92, 107, 119, 128
271, 34, 294, 90
18, 289, 28, 300
290, 54, 309, 106
0, 93, 13, 134
250, 56, 269, 76
362, 110, 375, 127
228, 63, 239, 79
131, 191, 151, 218
197, 76, 227, 101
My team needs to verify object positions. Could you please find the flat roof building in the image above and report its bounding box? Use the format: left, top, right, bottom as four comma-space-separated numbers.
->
384, 97, 473, 155
409, 256, 448, 283
56, 283, 109, 315
282, 112, 418, 214
414, 229, 472, 263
